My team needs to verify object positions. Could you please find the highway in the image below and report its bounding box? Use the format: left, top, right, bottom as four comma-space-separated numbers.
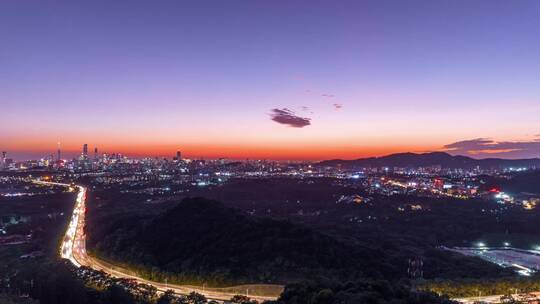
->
35, 180, 283, 302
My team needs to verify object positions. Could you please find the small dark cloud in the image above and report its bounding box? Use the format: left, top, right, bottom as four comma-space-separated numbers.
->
443, 138, 540, 158
321, 93, 335, 98
270, 108, 311, 128
333, 103, 343, 110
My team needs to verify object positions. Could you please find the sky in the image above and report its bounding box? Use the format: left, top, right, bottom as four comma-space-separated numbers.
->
1, 0, 540, 160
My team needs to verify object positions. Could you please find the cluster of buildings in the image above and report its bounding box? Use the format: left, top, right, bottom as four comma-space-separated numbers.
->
2, 144, 540, 209
0, 151, 13, 170
362, 175, 480, 199
331, 167, 540, 210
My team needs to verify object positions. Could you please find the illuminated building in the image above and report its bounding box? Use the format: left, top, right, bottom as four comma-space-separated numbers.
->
1, 151, 6, 169
173, 150, 182, 162
57, 142, 61, 162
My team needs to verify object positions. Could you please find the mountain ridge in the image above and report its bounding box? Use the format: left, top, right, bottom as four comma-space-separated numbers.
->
317, 152, 540, 169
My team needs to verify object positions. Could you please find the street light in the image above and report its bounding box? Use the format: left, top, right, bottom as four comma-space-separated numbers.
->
476, 242, 486, 248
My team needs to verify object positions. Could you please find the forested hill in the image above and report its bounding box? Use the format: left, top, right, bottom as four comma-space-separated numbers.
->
89, 197, 394, 285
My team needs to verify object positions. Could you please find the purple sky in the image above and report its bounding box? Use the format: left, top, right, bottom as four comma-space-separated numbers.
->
1, 0, 540, 160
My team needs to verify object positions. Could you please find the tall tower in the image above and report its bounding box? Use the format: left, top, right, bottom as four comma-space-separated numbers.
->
57, 142, 61, 162
94, 147, 98, 160
1, 151, 6, 168
176, 150, 182, 160
83, 144, 88, 159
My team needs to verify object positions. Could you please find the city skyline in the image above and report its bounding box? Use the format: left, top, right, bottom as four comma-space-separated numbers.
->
2, 1, 540, 160
4, 138, 540, 162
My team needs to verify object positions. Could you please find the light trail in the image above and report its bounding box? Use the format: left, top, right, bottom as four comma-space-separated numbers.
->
35, 180, 283, 302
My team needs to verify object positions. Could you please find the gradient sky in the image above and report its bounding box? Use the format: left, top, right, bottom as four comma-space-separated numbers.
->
1, 0, 540, 160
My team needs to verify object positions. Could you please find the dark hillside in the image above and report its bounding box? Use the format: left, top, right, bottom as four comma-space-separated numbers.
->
90, 198, 393, 285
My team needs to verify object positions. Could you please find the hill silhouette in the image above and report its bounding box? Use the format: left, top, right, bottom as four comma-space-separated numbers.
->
318, 152, 540, 169
90, 197, 392, 285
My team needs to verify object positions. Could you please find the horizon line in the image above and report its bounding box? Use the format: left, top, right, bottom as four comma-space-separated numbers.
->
4, 150, 540, 162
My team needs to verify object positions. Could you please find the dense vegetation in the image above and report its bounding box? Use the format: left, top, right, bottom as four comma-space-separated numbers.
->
88, 197, 395, 286
278, 279, 454, 304
422, 275, 540, 298
84, 189, 465, 303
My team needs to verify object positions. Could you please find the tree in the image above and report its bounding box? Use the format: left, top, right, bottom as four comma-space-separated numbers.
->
135, 284, 158, 303
157, 290, 177, 304
311, 289, 334, 304
230, 294, 257, 304
186, 292, 207, 304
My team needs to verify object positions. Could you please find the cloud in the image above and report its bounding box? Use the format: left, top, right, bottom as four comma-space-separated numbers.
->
444, 138, 493, 151
443, 138, 540, 158
269, 108, 311, 128
333, 103, 343, 110
321, 93, 335, 98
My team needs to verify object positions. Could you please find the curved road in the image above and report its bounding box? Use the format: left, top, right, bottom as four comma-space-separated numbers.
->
41, 180, 540, 304
36, 180, 283, 302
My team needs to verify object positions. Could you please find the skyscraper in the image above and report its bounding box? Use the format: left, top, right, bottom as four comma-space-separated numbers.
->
94, 147, 98, 160
173, 150, 182, 162
83, 144, 88, 160
1, 151, 6, 169
57, 142, 61, 162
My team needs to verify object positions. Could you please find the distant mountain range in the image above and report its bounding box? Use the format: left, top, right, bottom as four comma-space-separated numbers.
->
317, 152, 540, 170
